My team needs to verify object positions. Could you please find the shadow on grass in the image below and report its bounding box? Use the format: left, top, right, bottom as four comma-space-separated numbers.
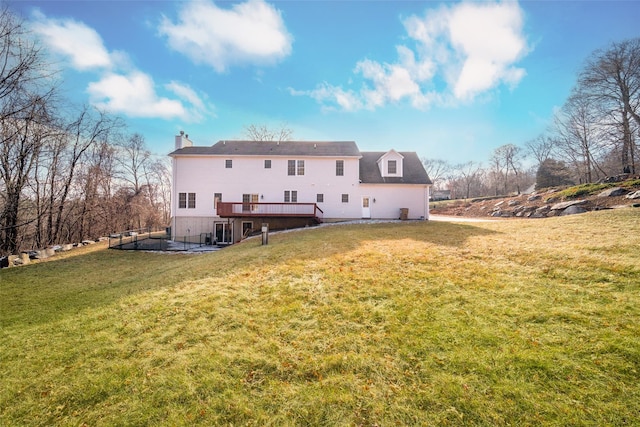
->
0, 249, 204, 328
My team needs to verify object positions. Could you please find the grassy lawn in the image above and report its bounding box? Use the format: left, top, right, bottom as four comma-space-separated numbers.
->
1, 209, 639, 426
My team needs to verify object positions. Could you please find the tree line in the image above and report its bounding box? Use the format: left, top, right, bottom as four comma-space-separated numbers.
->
0, 7, 170, 256
424, 38, 640, 199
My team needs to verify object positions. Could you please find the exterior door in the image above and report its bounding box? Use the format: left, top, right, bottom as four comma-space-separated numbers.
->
242, 194, 259, 212
362, 196, 371, 218
214, 222, 232, 244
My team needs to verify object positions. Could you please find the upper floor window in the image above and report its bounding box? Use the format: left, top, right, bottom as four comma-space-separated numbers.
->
388, 160, 397, 174
284, 190, 298, 203
342, 193, 349, 203
214, 193, 222, 209
336, 160, 344, 176
317, 193, 324, 203
225, 159, 232, 168
288, 160, 304, 176
264, 159, 271, 169
179, 192, 196, 209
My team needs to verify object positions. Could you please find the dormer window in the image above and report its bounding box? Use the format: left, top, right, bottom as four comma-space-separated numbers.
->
388, 160, 397, 174
377, 150, 404, 178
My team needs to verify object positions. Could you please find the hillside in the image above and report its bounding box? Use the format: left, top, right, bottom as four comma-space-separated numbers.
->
432, 178, 640, 218
1, 212, 639, 425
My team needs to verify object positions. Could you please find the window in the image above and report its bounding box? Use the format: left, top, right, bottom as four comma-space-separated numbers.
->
225, 159, 232, 168
178, 192, 187, 209
284, 190, 298, 203
214, 193, 222, 209
188, 192, 196, 209
342, 194, 349, 203
388, 160, 397, 174
336, 160, 344, 176
242, 221, 254, 237
288, 159, 304, 176
317, 193, 324, 203
264, 159, 271, 169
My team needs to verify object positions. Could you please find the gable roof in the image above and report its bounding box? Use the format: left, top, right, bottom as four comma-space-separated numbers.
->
170, 140, 361, 157
359, 151, 432, 185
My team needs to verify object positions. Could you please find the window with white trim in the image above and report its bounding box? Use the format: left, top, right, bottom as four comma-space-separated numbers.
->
214, 193, 222, 210
225, 159, 232, 168
336, 160, 344, 176
388, 160, 397, 174
317, 193, 324, 203
342, 194, 349, 203
284, 190, 298, 203
288, 160, 304, 176
264, 160, 271, 169
178, 192, 187, 209
188, 192, 196, 209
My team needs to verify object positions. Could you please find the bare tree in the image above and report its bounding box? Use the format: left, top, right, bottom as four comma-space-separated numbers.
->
553, 92, 608, 183
243, 123, 293, 141
525, 135, 555, 167
0, 7, 58, 255
449, 161, 485, 199
492, 144, 523, 194
578, 38, 640, 173
420, 158, 450, 190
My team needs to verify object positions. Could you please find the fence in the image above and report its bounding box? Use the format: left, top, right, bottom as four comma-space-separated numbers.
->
108, 228, 215, 251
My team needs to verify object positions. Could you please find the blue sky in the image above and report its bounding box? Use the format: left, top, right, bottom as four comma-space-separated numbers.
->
13, 0, 640, 163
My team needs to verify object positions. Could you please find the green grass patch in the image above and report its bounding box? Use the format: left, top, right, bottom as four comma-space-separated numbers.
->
1, 210, 639, 425
553, 179, 640, 199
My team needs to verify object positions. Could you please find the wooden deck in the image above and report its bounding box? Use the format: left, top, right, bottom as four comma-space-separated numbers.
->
217, 202, 323, 223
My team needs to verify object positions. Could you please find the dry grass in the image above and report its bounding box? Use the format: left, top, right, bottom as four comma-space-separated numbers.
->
1, 209, 639, 426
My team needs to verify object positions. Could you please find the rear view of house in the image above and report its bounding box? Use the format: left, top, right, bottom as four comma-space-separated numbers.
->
169, 132, 432, 244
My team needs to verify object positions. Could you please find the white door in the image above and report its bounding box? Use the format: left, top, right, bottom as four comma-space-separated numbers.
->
361, 196, 371, 218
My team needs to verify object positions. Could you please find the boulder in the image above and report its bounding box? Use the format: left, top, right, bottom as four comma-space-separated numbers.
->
508, 200, 519, 207
626, 190, 640, 200
551, 200, 587, 211
597, 187, 627, 198
527, 194, 541, 202
560, 205, 588, 216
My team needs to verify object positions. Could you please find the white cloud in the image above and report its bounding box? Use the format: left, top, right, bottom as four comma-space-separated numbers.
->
88, 72, 186, 119
29, 10, 211, 122
447, 2, 528, 99
158, 0, 293, 72
30, 11, 111, 70
289, 83, 363, 112
298, 1, 529, 111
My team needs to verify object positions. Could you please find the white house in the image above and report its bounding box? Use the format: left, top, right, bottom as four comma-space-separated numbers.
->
169, 132, 432, 244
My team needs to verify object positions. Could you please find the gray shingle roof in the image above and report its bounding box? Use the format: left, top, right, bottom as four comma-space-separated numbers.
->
170, 140, 361, 157
359, 152, 432, 185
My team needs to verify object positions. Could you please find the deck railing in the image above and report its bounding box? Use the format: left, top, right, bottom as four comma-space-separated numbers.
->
217, 202, 323, 222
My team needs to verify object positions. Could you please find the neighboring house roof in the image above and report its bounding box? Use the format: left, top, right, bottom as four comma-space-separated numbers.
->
359, 152, 432, 185
170, 140, 361, 157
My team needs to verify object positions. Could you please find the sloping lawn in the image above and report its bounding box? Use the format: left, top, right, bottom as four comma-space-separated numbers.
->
1, 209, 639, 426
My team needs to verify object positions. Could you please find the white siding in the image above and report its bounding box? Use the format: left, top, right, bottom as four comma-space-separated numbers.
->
359, 184, 429, 220
172, 155, 364, 220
